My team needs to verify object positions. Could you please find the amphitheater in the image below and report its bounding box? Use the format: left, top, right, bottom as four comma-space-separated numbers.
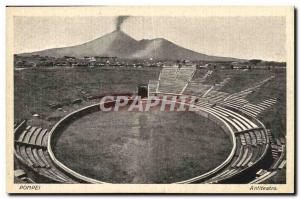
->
14, 65, 286, 184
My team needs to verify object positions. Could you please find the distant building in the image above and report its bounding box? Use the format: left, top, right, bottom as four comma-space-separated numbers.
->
94, 56, 117, 62
83, 56, 96, 62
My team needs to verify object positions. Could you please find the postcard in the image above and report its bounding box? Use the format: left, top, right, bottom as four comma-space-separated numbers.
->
6, 6, 294, 194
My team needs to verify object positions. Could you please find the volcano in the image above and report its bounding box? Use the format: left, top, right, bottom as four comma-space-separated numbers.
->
19, 30, 242, 61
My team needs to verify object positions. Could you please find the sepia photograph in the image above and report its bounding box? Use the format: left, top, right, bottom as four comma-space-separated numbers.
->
6, 6, 294, 193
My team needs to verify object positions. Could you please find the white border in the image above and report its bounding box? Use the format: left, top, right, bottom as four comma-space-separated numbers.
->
1, 1, 298, 198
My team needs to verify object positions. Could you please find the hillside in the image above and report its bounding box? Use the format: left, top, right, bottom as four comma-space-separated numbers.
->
19, 30, 242, 62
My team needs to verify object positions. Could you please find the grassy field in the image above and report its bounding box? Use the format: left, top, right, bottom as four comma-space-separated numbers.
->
202, 69, 236, 85
14, 67, 160, 128
192, 68, 209, 80
246, 68, 286, 138
53, 107, 232, 183
209, 69, 274, 93
202, 68, 286, 138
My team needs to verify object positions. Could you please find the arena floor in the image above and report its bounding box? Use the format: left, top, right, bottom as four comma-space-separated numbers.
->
53, 107, 232, 183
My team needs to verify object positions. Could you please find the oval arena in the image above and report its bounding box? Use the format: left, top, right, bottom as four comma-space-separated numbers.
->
49, 98, 234, 183
14, 66, 286, 184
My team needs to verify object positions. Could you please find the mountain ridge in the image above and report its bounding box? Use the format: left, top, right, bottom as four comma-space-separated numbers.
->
18, 30, 243, 62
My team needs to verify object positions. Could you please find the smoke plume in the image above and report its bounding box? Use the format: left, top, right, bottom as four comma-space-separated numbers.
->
116, 16, 130, 31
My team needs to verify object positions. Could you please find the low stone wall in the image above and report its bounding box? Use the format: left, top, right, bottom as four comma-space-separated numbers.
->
177, 106, 236, 183
48, 102, 114, 184
47, 97, 236, 184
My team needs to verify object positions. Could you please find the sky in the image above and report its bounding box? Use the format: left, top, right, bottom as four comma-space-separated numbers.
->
14, 16, 286, 61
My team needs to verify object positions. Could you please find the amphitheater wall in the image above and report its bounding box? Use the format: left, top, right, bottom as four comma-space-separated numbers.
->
47, 98, 237, 184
